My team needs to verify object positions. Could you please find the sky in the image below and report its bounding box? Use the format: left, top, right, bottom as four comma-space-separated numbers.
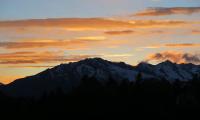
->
0, 0, 200, 84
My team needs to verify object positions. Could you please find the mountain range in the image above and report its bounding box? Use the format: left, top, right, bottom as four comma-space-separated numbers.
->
1, 58, 200, 97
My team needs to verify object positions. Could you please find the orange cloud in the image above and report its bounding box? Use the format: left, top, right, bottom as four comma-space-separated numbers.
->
165, 43, 200, 47
144, 43, 200, 49
0, 18, 133, 30
77, 36, 106, 40
0, 51, 97, 64
0, 38, 129, 50
135, 7, 200, 16
0, 39, 104, 50
0, 18, 192, 30
192, 30, 200, 34
146, 51, 200, 64
128, 20, 191, 28
101, 53, 133, 58
6, 65, 54, 68
104, 30, 134, 35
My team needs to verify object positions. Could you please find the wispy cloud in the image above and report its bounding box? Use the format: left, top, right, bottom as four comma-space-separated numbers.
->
101, 53, 133, 58
104, 30, 134, 35
0, 18, 134, 30
0, 18, 193, 30
76, 36, 106, 40
0, 38, 129, 50
127, 20, 191, 28
135, 7, 200, 16
146, 51, 200, 64
0, 51, 97, 64
144, 43, 200, 49
0, 40, 85, 50
165, 43, 200, 47
192, 30, 200, 34
0, 38, 105, 50
6, 65, 54, 68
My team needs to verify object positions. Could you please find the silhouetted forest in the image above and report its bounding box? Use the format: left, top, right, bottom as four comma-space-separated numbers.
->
0, 74, 200, 118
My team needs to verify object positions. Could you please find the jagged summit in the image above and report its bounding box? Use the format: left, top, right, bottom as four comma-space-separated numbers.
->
158, 60, 175, 65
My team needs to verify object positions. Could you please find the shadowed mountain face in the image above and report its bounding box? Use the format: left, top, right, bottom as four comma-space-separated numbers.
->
1, 58, 200, 97
0, 83, 4, 91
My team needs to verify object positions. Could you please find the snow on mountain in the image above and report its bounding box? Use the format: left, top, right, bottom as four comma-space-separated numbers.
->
1, 58, 200, 97
136, 60, 200, 82
2, 58, 139, 97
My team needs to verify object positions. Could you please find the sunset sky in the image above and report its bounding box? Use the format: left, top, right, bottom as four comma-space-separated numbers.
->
0, 0, 200, 84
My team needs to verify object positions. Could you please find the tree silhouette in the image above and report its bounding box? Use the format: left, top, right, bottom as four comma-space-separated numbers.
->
0, 75, 200, 118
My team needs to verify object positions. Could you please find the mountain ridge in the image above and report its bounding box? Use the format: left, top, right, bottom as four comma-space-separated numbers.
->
1, 57, 200, 97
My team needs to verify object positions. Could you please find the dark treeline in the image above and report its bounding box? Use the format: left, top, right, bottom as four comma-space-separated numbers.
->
1, 74, 200, 118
